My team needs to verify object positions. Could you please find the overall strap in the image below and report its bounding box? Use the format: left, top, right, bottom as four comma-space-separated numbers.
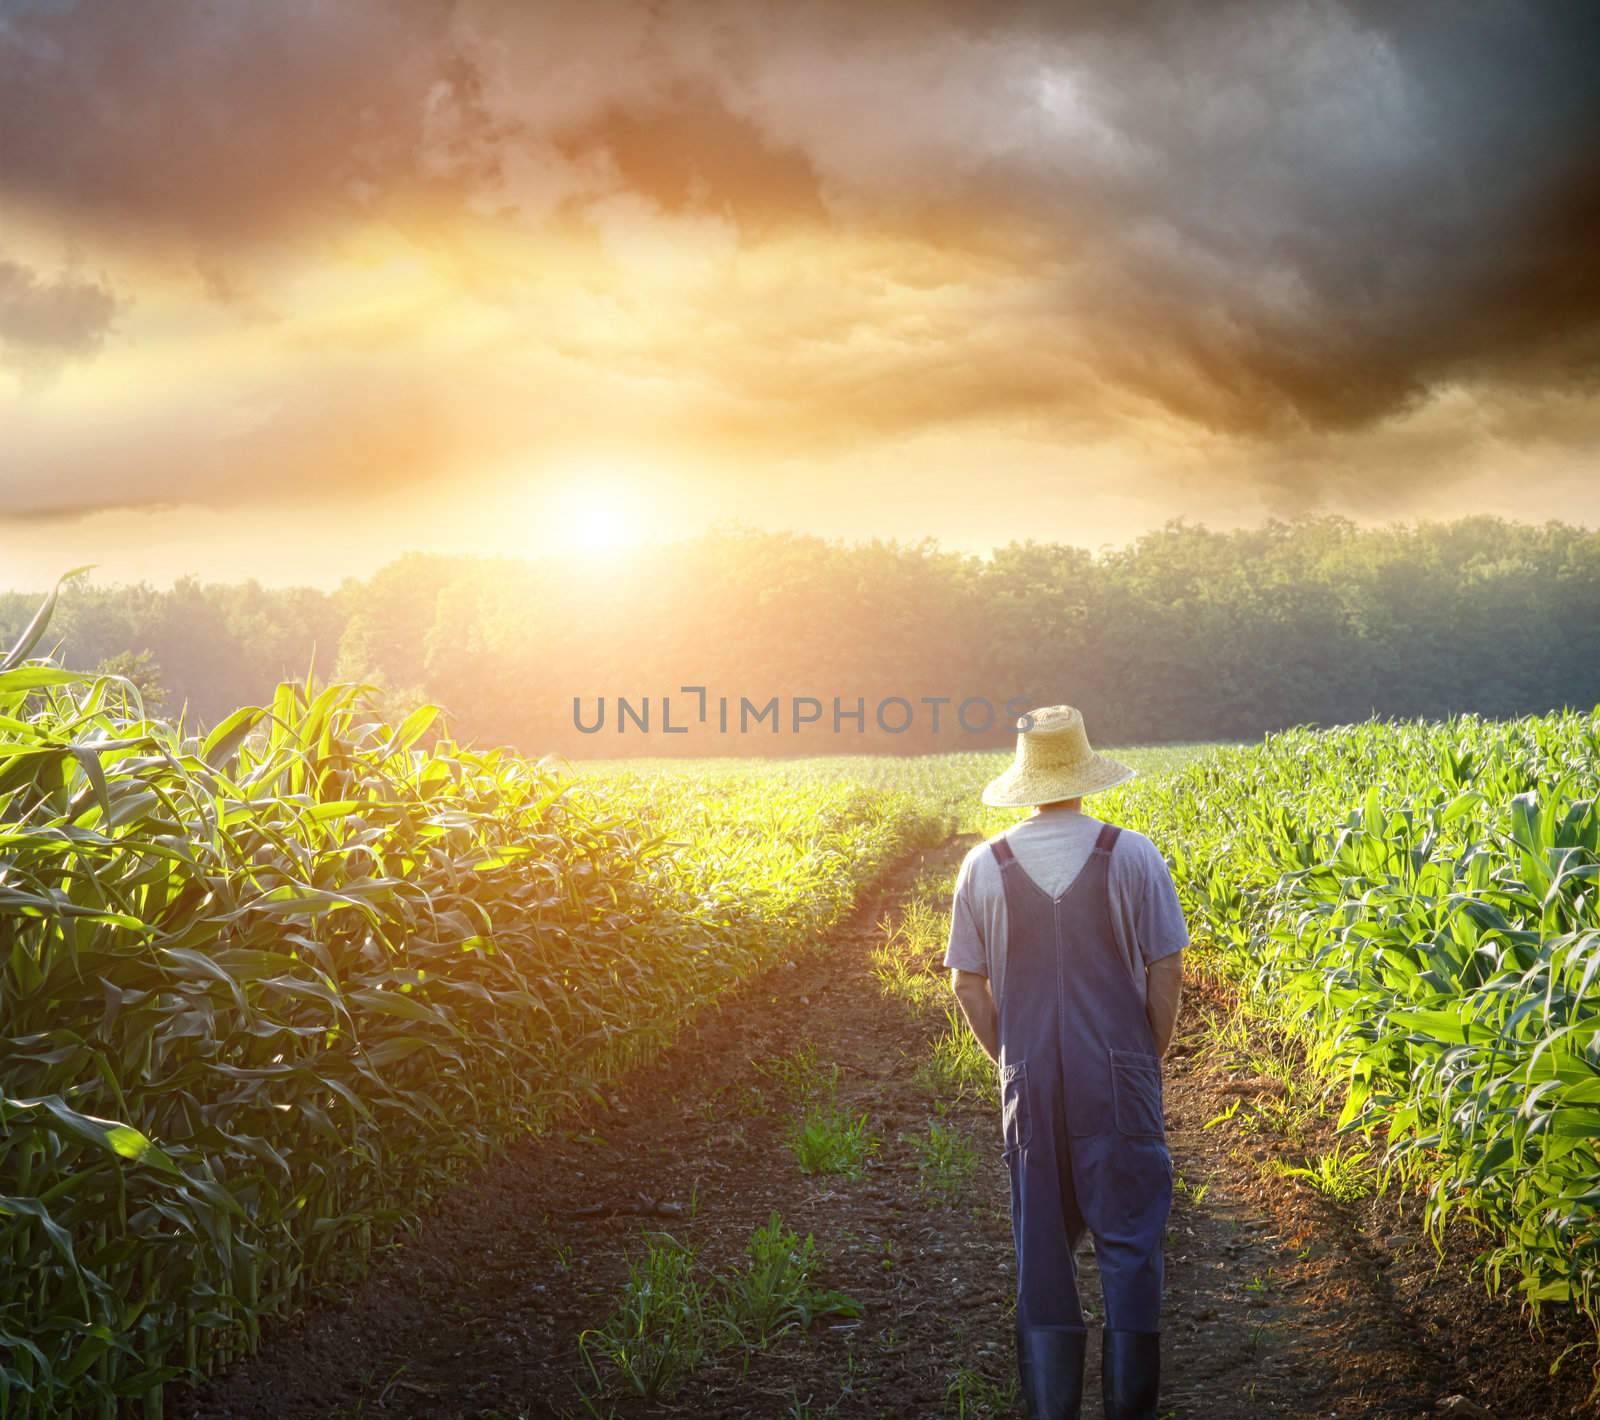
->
1092, 822, 1122, 855
990, 835, 1017, 868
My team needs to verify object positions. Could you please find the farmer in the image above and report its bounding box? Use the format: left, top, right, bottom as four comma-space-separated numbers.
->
946, 705, 1187, 1420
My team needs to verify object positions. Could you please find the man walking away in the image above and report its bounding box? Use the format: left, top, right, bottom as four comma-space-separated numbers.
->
945, 705, 1187, 1420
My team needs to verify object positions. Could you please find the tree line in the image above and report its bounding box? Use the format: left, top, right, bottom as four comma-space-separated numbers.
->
6, 514, 1598, 756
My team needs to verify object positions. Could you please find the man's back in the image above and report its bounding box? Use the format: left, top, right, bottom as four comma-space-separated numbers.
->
944, 805, 1188, 1009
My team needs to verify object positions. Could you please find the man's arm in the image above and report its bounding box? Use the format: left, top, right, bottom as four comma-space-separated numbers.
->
1146, 951, 1183, 1059
944, 849, 998, 1063
1123, 834, 1189, 1061
950, 968, 1000, 1064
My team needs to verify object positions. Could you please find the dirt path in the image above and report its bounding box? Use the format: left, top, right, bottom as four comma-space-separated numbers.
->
175, 835, 1598, 1419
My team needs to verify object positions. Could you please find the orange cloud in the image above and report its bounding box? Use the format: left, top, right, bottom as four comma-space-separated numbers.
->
1, 0, 1599, 535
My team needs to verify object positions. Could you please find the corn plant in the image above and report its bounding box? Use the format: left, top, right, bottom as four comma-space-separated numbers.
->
1107, 710, 1600, 1342
0, 587, 938, 1416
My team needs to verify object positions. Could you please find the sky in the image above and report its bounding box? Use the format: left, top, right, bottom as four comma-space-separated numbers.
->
2, 0, 1599, 589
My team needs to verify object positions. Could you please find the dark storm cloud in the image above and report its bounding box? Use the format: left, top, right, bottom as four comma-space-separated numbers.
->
0, 0, 465, 244
1058, 0, 1600, 434
2, 0, 1599, 506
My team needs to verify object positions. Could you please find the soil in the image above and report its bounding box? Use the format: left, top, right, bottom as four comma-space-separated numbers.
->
173, 835, 1600, 1420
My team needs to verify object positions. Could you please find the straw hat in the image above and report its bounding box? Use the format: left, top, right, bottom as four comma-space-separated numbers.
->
980, 704, 1136, 807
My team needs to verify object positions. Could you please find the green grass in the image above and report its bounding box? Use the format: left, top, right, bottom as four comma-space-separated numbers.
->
871, 891, 949, 1013
577, 1214, 860, 1404
577, 1232, 714, 1401
902, 1111, 980, 1203
916, 1003, 999, 1104
755, 1043, 842, 1107
756, 1042, 882, 1179
785, 1103, 880, 1178
945, 1364, 1021, 1418
1273, 1145, 1380, 1204
717, 1213, 863, 1344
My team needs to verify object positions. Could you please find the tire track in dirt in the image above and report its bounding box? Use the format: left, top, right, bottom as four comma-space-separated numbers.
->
173, 833, 1597, 1419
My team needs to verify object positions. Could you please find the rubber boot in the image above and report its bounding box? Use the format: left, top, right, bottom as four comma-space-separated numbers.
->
1015, 1326, 1087, 1420
1101, 1329, 1161, 1420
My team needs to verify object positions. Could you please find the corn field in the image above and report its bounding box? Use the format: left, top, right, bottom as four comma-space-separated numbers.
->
579, 729, 1600, 1350
1111, 712, 1600, 1327
7, 560, 1600, 1417
0, 594, 938, 1417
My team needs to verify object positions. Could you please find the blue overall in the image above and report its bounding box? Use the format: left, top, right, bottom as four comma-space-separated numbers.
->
993, 823, 1173, 1336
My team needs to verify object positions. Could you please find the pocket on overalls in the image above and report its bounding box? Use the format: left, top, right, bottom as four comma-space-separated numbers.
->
1110, 1047, 1165, 1138
999, 1060, 1031, 1154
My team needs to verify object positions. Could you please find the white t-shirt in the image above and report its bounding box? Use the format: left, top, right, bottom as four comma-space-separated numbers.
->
943, 806, 1189, 1007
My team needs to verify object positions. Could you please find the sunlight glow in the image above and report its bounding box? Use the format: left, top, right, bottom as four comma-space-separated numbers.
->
547, 474, 646, 557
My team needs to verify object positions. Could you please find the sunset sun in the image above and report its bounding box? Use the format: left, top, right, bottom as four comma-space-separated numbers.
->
547, 475, 644, 557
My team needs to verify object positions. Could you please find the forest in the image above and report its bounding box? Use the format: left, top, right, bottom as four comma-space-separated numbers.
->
5, 513, 1598, 755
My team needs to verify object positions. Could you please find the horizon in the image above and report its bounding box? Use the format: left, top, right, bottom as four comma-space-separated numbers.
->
7, 506, 1598, 595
